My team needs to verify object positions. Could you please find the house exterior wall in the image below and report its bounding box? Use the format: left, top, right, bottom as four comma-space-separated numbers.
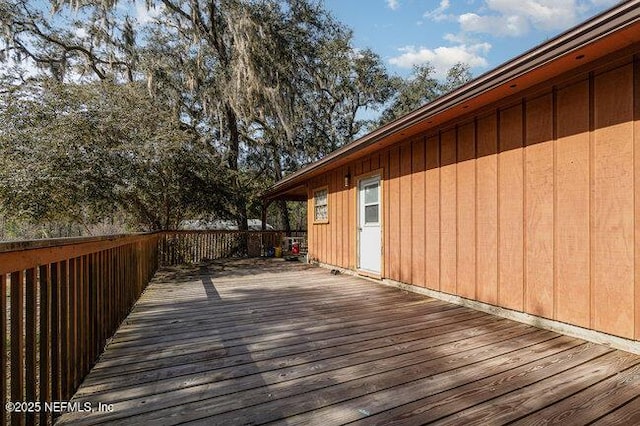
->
306, 52, 640, 341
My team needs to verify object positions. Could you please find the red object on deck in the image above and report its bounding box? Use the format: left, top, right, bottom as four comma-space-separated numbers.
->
292, 242, 300, 254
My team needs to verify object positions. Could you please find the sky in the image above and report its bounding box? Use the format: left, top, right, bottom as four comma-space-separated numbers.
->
322, 0, 620, 79
3, 0, 621, 84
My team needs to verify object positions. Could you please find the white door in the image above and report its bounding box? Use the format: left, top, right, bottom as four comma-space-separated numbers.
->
358, 176, 382, 274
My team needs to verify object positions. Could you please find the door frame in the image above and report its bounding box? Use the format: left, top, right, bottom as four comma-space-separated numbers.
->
355, 169, 384, 279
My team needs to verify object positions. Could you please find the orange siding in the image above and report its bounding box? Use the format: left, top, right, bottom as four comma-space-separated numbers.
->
307, 186, 314, 260
635, 57, 640, 341
337, 170, 343, 266
353, 161, 363, 267
411, 137, 426, 287
457, 122, 476, 299
556, 79, 591, 328
329, 170, 341, 265
361, 157, 370, 174
343, 167, 351, 268
322, 174, 335, 263
425, 134, 440, 290
371, 153, 380, 170
476, 114, 498, 305
381, 150, 390, 277
400, 142, 413, 284
304, 55, 640, 342
326, 173, 332, 264
524, 94, 554, 318
498, 104, 524, 311
333, 168, 348, 267
349, 164, 357, 269
322, 175, 329, 264
388, 148, 401, 281
593, 65, 635, 338
440, 130, 457, 295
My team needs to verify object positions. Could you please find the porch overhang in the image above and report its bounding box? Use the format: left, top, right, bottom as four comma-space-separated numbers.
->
262, 184, 307, 202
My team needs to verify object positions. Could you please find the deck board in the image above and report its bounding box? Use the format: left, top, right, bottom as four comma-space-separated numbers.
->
58, 258, 640, 425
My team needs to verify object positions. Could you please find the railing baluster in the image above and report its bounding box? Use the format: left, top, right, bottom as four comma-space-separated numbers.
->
74, 256, 80, 393
38, 265, 50, 426
50, 263, 60, 403
80, 255, 85, 378
191, 233, 195, 263
201, 233, 205, 262
24, 269, 36, 426
100, 251, 106, 353
87, 254, 98, 371
110, 248, 115, 331
59, 261, 69, 400
10, 271, 24, 426
193, 233, 197, 263
68, 258, 77, 393
87, 254, 94, 371
117, 247, 122, 324
121, 246, 126, 321
84, 254, 90, 374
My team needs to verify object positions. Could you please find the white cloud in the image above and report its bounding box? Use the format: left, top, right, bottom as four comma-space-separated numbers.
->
443, 32, 471, 44
459, 12, 530, 37
389, 43, 491, 77
456, 0, 616, 38
588, 0, 618, 6
485, 0, 578, 30
386, 0, 400, 11
424, 0, 451, 21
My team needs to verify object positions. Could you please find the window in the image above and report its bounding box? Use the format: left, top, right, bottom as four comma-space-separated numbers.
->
362, 181, 379, 224
313, 187, 328, 223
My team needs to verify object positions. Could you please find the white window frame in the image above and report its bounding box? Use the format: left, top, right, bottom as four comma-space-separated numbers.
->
313, 186, 329, 224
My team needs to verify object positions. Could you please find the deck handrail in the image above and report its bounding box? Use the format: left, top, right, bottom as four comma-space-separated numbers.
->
160, 230, 307, 265
0, 233, 161, 425
0, 233, 156, 255
0, 229, 306, 425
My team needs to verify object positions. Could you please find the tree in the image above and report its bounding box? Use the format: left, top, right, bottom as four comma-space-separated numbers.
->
249, 35, 394, 230
0, 78, 232, 232
378, 62, 473, 126
440, 62, 472, 93
0, 0, 397, 238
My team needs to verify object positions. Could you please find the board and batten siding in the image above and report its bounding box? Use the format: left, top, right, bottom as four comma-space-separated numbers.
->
306, 56, 640, 341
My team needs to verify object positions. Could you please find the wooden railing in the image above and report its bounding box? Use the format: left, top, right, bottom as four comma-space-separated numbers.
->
0, 233, 159, 426
160, 230, 307, 265
0, 229, 306, 425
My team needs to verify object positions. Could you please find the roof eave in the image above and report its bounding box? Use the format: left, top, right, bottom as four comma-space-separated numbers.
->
263, 0, 640, 201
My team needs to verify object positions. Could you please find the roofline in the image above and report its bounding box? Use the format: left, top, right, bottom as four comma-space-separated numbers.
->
263, 0, 640, 200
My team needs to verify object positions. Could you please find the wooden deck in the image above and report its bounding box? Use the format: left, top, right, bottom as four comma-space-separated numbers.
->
58, 258, 640, 425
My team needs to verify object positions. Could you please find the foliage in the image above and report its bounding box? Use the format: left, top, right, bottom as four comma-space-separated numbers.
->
440, 62, 473, 93
0, 0, 472, 239
378, 62, 473, 126
0, 79, 231, 231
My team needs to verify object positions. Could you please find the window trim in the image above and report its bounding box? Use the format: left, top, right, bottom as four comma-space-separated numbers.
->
361, 180, 380, 226
312, 186, 329, 224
